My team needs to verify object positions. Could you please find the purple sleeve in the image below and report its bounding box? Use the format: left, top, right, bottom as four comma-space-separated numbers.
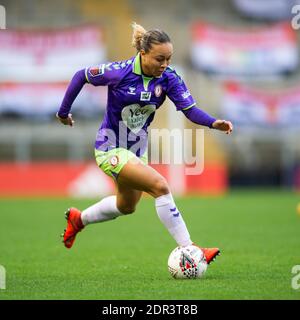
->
86, 62, 125, 86
182, 106, 216, 128
166, 72, 196, 111
57, 69, 87, 118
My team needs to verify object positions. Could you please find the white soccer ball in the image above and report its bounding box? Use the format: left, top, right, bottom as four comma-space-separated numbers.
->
168, 245, 207, 279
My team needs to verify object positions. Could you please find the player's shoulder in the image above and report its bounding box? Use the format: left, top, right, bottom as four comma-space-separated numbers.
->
102, 57, 135, 74
109, 57, 135, 70
88, 57, 134, 77
163, 65, 184, 85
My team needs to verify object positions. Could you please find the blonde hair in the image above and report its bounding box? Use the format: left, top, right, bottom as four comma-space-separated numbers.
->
131, 22, 171, 53
131, 22, 147, 51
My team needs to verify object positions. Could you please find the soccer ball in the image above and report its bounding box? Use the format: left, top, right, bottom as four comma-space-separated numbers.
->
168, 245, 207, 279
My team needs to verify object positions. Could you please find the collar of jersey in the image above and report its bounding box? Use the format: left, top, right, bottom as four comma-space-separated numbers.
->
133, 53, 163, 90
133, 53, 162, 79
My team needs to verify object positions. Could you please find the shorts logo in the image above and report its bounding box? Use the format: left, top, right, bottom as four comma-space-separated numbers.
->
89, 64, 105, 77
154, 85, 162, 97
109, 155, 119, 167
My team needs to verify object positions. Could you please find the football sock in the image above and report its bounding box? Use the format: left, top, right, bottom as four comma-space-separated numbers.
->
81, 195, 122, 225
155, 193, 192, 247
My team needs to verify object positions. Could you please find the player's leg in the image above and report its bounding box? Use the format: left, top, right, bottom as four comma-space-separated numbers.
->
117, 160, 220, 264
62, 149, 143, 249
117, 160, 193, 247
117, 158, 169, 197
62, 188, 141, 249
115, 181, 143, 214
81, 185, 141, 224
80, 182, 142, 225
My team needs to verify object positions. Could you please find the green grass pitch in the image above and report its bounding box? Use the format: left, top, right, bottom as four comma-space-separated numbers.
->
0, 190, 300, 300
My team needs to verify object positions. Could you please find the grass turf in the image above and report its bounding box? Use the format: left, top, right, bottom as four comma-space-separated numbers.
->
0, 189, 300, 300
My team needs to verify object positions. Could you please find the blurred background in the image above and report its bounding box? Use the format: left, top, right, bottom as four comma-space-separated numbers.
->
1, 0, 300, 197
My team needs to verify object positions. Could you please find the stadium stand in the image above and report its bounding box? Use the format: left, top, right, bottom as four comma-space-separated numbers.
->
0, 0, 300, 191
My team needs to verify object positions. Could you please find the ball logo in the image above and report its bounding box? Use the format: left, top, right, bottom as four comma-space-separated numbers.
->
109, 155, 119, 167
154, 85, 162, 97
168, 245, 207, 279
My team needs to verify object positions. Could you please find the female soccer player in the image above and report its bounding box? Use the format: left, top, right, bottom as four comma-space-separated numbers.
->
57, 23, 233, 264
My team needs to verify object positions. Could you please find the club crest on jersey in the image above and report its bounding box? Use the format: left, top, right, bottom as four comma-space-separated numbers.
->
109, 155, 119, 167
89, 64, 105, 77
140, 91, 151, 101
154, 85, 162, 97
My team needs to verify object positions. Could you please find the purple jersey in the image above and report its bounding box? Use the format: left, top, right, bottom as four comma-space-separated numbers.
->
85, 53, 196, 156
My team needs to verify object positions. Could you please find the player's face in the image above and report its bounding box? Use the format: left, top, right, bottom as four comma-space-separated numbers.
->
141, 42, 173, 77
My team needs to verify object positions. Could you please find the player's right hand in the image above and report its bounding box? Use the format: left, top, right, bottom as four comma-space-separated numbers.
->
56, 112, 75, 127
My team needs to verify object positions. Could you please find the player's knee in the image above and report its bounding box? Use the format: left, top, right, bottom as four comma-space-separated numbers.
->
118, 205, 135, 215
152, 177, 170, 197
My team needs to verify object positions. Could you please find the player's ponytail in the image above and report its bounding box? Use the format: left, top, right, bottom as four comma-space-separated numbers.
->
131, 22, 171, 53
131, 22, 147, 52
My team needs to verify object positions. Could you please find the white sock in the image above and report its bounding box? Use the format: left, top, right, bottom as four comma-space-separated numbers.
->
155, 193, 192, 247
81, 195, 122, 225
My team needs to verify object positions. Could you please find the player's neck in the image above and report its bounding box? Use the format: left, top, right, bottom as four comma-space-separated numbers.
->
140, 58, 153, 77
141, 66, 153, 78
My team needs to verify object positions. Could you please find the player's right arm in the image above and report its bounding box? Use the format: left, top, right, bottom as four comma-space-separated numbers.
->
56, 62, 123, 126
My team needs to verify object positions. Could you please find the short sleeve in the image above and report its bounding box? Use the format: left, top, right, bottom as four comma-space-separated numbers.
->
85, 62, 124, 87
166, 71, 196, 111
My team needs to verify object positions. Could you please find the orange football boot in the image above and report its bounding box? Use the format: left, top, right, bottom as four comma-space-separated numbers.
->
61, 207, 84, 249
201, 247, 220, 265
193, 244, 220, 265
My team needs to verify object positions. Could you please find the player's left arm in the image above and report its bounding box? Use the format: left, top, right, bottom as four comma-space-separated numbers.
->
166, 70, 233, 134
182, 106, 233, 134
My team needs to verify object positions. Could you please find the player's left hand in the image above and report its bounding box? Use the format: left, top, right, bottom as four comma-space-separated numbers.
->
56, 112, 75, 127
212, 119, 233, 134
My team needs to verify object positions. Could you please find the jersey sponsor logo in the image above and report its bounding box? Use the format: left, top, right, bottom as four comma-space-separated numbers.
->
121, 104, 156, 133
89, 64, 105, 77
140, 91, 151, 101
154, 85, 162, 97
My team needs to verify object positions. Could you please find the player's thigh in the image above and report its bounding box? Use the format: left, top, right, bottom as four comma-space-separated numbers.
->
115, 181, 143, 214
117, 159, 169, 197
